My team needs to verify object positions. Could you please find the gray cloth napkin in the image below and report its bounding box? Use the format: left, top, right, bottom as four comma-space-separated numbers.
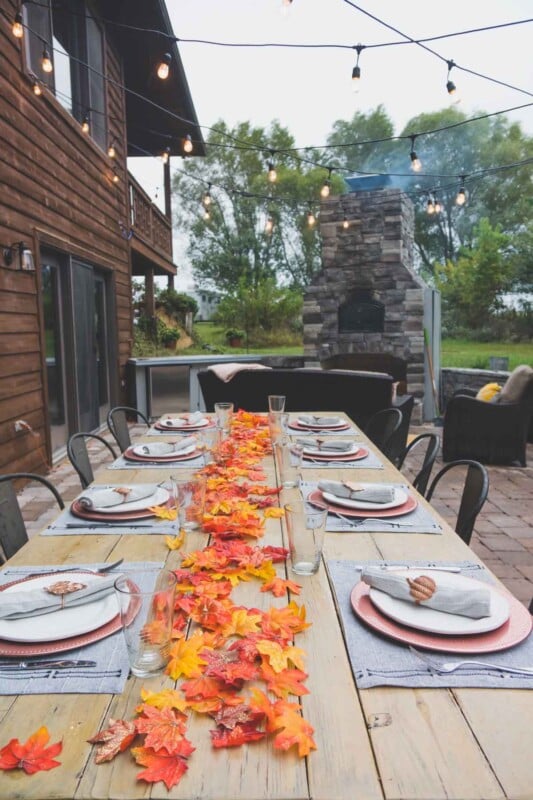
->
137, 437, 197, 456
296, 439, 354, 453
318, 480, 395, 504
298, 415, 342, 426
327, 560, 533, 689
160, 412, 206, 427
361, 566, 491, 619
78, 484, 158, 509
0, 573, 121, 619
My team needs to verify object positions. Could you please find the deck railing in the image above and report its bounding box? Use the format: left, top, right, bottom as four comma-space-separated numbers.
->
128, 174, 172, 257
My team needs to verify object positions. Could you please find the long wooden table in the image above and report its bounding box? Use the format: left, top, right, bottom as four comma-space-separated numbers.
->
0, 414, 531, 800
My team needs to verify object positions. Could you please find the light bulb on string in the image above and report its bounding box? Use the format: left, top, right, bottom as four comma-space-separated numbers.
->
161, 146, 171, 164
81, 112, 90, 134
203, 207, 211, 222
409, 135, 422, 172
446, 60, 460, 104
342, 216, 349, 230
112, 168, 120, 184
32, 79, 42, 96
426, 196, 435, 215
108, 140, 117, 158
41, 47, 53, 73
202, 185, 212, 207
265, 216, 274, 235
320, 169, 332, 199
267, 152, 277, 183
307, 206, 316, 228
12, 12, 23, 39
455, 177, 467, 206
434, 198, 442, 214
351, 44, 364, 93
182, 134, 193, 154
157, 53, 171, 80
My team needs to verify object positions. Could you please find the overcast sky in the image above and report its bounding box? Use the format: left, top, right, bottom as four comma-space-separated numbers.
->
128, 0, 532, 285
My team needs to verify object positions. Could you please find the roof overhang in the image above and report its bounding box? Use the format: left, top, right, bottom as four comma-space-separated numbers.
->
103, 0, 205, 158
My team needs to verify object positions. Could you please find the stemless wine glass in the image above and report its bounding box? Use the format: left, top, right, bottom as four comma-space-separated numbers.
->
214, 402, 234, 437
283, 501, 327, 576
268, 395, 286, 413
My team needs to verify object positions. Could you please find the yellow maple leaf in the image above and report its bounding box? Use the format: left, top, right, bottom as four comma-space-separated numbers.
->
256, 640, 307, 673
221, 608, 262, 638
166, 635, 207, 681
138, 687, 188, 713
165, 530, 186, 550
148, 505, 177, 520
264, 507, 284, 518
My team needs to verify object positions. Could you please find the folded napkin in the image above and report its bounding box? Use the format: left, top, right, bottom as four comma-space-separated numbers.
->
298, 415, 342, 426
296, 439, 353, 453
138, 437, 197, 456
361, 567, 492, 619
208, 362, 271, 382
78, 484, 158, 510
318, 480, 395, 504
0, 574, 121, 620
161, 412, 206, 427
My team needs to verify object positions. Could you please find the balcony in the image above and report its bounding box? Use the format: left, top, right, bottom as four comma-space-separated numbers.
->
128, 173, 175, 275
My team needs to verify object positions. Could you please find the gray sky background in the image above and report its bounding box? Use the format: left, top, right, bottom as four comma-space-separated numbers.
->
128, 0, 533, 286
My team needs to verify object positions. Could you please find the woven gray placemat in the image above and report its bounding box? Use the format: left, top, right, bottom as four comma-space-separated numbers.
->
327, 559, 533, 689
0, 562, 165, 694
109, 454, 207, 470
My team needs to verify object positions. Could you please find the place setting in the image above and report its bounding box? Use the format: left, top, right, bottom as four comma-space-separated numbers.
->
294, 437, 383, 469
288, 414, 359, 436
302, 480, 442, 533
327, 559, 533, 689
0, 560, 165, 694
42, 483, 180, 535
110, 434, 209, 470
148, 411, 215, 434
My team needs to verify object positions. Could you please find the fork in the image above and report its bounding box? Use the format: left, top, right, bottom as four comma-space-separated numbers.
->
409, 647, 533, 676
23, 558, 124, 578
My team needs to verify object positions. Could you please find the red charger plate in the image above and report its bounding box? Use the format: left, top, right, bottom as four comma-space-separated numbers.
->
307, 488, 417, 518
302, 447, 369, 463
289, 420, 350, 432
70, 498, 172, 522
123, 446, 202, 463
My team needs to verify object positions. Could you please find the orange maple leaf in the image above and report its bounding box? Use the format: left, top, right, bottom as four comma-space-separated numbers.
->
256, 640, 306, 672
210, 722, 266, 748
87, 719, 136, 764
261, 602, 311, 641
135, 706, 187, 752
260, 577, 302, 597
272, 702, 317, 758
132, 741, 194, 790
260, 662, 310, 699
0, 726, 62, 774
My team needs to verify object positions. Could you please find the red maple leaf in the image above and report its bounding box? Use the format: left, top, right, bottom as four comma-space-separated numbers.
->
210, 722, 266, 748
0, 726, 62, 774
213, 704, 263, 730
135, 706, 187, 752
87, 718, 137, 764
202, 649, 259, 686
132, 741, 194, 790
271, 702, 317, 758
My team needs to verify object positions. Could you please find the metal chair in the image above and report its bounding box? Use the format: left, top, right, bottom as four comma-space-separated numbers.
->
0, 473, 64, 561
67, 433, 118, 489
425, 459, 489, 545
107, 405, 150, 452
397, 433, 440, 496
364, 407, 403, 461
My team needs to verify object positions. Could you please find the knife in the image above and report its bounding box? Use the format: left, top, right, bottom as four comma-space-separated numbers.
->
64, 524, 154, 529
351, 565, 462, 573
0, 659, 97, 670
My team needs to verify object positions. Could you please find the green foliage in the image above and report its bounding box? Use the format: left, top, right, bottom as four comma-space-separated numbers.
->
435, 219, 513, 329
326, 105, 397, 173
441, 339, 533, 370
225, 328, 245, 341
159, 325, 181, 345
156, 288, 198, 318
213, 277, 303, 338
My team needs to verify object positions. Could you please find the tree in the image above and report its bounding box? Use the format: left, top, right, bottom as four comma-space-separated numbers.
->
172, 120, 344, 294
325, 105, 397, 174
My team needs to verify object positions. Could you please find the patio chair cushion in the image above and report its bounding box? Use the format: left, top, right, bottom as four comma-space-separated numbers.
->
475, 382, 502, 402
498, 364, 533, 404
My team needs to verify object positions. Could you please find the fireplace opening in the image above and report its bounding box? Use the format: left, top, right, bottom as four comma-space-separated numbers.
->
338, 290, 384, 333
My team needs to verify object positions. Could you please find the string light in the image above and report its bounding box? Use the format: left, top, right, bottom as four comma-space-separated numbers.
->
202, 185, 212, 207
182, 134, 193, 154
426, 196, 435, 215
434, 198, 442, 213
81, 112, 90, 133
161, 146, 171, 163
351, 44, 364, 92
455, 176, 467, 205
41, 47, 53, 73
112, 168, 120, 184
265, 215, 274, 234
320, 169, 332, 199
409, 135, 422, 172
267, 152, 277, 183
156, 53, 171, 80
12, 12, 23, 39
32, 79, 42, 96
203, 207, 211, 221
108, 139, 117, 158
307, 206, 316, 227
342, 216, 349, 229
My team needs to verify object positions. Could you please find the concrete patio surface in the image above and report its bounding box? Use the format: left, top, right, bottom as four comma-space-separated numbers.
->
11, 422, 533, 610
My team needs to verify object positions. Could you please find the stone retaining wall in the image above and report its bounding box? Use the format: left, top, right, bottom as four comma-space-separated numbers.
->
440, 367, 509, 411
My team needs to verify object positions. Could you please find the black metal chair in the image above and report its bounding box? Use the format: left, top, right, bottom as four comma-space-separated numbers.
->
363, 407, 403, 461
0, 473, 64, 561
425, 459, 489, 545
67, 433, 118, 489
397, 433, 440, 496
107, 405, 150, 452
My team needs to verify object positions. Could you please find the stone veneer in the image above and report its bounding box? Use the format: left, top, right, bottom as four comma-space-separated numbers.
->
303, 188, 427, 402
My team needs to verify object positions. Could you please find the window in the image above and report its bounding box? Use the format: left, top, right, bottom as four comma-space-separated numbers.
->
23, 0, 106, 149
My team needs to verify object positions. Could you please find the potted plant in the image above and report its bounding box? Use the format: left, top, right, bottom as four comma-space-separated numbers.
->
225, 328, 245, 347
160, 325, 181, 349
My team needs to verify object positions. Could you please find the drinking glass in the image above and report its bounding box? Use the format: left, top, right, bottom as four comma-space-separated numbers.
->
274, 441, 303, 488
214, 402, 234, 437
268, 395, 286, 413
175, 476, 206, 530
268, 411, 289, 445
114, 569, 176, 677
283, 501, 328, 576
198, 426, 222, 465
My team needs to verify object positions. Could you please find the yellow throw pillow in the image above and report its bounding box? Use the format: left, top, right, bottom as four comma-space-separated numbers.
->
476, 382, 502, 402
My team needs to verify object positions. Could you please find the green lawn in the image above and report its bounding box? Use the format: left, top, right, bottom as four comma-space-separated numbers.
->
440, 339, 533, 370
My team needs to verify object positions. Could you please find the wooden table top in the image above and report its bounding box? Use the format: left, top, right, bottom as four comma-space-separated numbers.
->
0, 413, 531, 800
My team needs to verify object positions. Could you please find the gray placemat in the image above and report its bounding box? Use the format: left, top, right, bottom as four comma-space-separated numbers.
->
0, 562, 164, 694
288, 422, 360, 437
146, 423, 216, 437
299, 447, 384, 470
109, 453, 207, 470
327, 559, 533, 689
301, 481, 442, 533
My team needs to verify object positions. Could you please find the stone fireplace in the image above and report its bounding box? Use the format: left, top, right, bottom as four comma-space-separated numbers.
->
303, 185, 440, 420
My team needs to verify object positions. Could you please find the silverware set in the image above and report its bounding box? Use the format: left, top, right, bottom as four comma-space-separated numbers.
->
409, 647, 533, 677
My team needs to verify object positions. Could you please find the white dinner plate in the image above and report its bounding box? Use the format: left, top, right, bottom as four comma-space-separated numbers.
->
0, 573, 119, 643
369, 570, 510, 635
322, 487, 407, 511
160, 417, 209, 428
303, 444, 359, 457
132, 444, 196, 458
297, 417, 344, 428
90, 486, 169, 514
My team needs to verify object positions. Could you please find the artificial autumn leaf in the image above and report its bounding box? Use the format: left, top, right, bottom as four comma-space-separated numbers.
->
87, 719, 136, 765
213, 704, 261, 730
189, 597, 232, 631
256, 640, 306, 672
135, 706, 187, 752
261, 602, 311, 641
272, 702, 317, 757
210, 722, 266, 749
202, 649, 259, 686
132, 741, 194, 790
148, 505, 177, 520
166, 530, 186, 550
260, 577, 302, 597
260, 662, 310, 699
248, 688, 278, 733
263, 506, 285, 518
221, 607, 262, 638
0, 726, 62, 774
138, 688, 187, 713
166, 634, 208, 680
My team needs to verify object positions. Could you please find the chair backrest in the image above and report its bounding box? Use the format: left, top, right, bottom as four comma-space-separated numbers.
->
107, 406, 150, 452
67, 433, 118, 489
0, 473, 64, 561
425, 459, 489, 545
398, 433, 440, 496
364, 408, 403, 460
